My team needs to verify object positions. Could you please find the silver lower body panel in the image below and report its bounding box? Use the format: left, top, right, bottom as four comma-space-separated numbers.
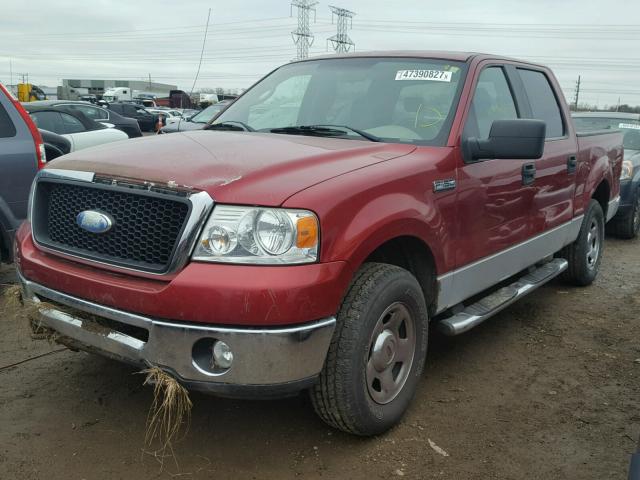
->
436, 258, 568, 336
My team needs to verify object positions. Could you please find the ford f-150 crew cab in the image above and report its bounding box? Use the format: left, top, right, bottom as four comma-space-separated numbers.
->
15, 52, 622, 436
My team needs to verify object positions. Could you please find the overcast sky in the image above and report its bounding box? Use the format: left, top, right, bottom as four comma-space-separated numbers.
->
1, 0, 639, 108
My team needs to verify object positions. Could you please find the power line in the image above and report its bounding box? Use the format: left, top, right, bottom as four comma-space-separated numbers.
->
0, 17, 292, 37
291, 0, 318, 60
189, 8, 212, 97
327, 6, 356, 53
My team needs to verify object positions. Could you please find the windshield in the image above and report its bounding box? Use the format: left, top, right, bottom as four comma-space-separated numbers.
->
213, 57, 467, 145
191, 104, 225, 123
573, 116, 640, 150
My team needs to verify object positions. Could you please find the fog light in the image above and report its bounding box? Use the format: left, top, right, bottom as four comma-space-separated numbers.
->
212, 340, 234, 369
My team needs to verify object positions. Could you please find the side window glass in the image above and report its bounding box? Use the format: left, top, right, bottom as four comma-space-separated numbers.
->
465, 67, 518, 139
517, 69, 564, 138
78, 105, 107, 120
91, 107, 108, 120
60, 113, 85, 134
31, 111, 62, 133
0, 104, 17, 138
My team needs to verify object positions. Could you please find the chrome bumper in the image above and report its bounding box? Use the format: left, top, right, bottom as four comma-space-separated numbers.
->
607, 195, 621, 222
18, 273, 335, 392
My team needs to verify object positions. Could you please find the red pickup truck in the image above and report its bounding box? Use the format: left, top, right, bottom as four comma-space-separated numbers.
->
15, 52, 622, 436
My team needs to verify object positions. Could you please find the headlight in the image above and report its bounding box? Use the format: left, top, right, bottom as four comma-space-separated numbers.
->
621, 160, 633, 180
192, 205, 319, 264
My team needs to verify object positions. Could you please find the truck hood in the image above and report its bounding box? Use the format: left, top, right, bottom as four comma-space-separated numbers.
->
47, 130, 416, 205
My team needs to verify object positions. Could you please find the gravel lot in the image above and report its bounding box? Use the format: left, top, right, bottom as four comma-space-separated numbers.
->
1, 236, 638, 479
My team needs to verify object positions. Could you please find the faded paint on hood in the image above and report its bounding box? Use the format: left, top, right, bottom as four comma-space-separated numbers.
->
47, 130, 417, 206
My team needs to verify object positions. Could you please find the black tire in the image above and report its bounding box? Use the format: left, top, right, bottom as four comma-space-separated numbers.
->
310, 263, 429, 436
607, 188, 640, 239
560, 199, 605, 286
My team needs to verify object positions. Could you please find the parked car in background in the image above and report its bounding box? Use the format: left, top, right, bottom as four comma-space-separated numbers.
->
0, 83, 45, 263
27, 100, 142, 138
107, 102, 157, 132
40, 128, 71, 160
24, 106, 128, 152
146, 108, 179, 127
159, 102, 228, 133
15, 52, 622, 435
573, 112, 640, 238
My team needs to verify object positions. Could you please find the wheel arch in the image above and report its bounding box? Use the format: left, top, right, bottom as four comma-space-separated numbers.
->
357, 233, 439, 317
592, 179, 610, 218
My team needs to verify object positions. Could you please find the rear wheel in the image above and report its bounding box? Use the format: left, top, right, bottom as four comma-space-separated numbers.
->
607, 188, 640, 239
310, 263, 429, 436
560, 200, 605, 286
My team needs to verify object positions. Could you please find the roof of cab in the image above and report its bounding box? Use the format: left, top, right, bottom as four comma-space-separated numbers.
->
293, 50, 534, 65
572, 111, 640, 121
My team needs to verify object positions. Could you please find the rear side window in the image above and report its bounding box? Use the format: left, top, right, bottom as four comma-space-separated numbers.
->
0, 103, 17, 138
60, 113, 85, 134
465, 66, 518, 139
518, 69, 565, 138
31, 111, 63, 133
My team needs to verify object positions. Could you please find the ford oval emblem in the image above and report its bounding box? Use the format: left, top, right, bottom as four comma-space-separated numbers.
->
76, 210, 114, 234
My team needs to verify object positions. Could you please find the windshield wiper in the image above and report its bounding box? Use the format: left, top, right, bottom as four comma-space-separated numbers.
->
206, 121, 254, 132
266, 125, 381, 142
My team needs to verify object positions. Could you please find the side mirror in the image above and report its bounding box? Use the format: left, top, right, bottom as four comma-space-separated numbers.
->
465, 119, 546, 161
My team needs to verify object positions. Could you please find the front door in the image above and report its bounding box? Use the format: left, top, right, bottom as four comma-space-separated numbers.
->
456, 65, 538, 267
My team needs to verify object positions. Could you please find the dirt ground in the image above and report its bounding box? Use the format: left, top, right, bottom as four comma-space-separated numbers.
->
1, 236, 638, 480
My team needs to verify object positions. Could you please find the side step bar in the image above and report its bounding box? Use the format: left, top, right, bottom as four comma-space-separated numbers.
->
436, 258, 568, 336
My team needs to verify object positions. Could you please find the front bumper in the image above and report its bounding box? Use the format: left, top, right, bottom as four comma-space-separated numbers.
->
19, 273, 336, 398
616, 179, 638, 218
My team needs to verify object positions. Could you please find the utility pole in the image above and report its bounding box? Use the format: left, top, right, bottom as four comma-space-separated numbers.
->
328, 6, 355, 53
148, 73, 152, 90
9, 58, 13, 87
572, 75, 581, 111
291, 0, 318, 60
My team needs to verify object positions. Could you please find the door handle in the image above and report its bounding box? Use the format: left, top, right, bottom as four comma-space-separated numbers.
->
567, 155, 577, 174
522, 163, 536, 186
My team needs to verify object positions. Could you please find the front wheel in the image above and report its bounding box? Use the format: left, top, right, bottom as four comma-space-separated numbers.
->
560, 199, 605, 286
310, 263, 429, 436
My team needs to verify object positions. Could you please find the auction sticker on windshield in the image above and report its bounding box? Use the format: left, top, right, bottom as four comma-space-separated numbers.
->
395, 70, 452, 82
619, 123, 640, 130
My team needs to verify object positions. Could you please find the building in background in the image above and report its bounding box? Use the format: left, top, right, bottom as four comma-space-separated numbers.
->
58, 79, 177, 100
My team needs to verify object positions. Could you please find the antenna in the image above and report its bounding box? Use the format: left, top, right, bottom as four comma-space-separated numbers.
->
291, 0, 318, 60
327, 5, 355, 53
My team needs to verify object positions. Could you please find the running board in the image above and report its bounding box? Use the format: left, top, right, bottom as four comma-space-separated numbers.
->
436, 258, 568, 336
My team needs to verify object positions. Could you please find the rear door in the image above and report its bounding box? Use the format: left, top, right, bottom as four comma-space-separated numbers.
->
515, 67, 577, 231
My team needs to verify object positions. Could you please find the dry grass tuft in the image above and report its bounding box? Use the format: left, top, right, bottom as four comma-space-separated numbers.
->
2, 285, 63, 342
1, 284, 23, 313
141, 366, 193, 469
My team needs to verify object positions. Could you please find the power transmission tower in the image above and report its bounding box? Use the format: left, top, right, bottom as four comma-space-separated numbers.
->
291, 0, 318, 60
573, 75, 581, 111
327, 5, 355, 53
